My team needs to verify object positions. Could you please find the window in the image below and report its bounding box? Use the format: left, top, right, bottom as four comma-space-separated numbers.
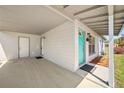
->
89, 36, 95, 55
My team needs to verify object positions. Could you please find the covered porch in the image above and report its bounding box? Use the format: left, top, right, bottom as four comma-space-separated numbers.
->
0, 5, 123, 88
51, 5, 123, 87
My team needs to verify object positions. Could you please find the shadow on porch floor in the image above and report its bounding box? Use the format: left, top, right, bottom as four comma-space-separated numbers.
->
76, 64, 109, 88
76, 56, 109, 88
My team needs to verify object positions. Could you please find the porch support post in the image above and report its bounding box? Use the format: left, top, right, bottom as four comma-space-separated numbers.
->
108, 5, 115, 87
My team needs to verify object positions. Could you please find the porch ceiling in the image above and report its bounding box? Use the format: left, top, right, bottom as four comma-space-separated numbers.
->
55, 5, 124, 35
0, 5, 66, 35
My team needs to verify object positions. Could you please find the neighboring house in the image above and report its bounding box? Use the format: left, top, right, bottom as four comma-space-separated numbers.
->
0, 5, 122, 87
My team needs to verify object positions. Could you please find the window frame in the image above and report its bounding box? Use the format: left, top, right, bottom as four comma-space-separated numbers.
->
89, 36, 95, 56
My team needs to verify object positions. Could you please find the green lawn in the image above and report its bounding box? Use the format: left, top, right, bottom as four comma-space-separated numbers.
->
114, 54, 124, 88
105, 46, 124, 87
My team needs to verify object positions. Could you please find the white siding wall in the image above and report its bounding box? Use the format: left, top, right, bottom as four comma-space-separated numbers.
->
0, 20, 103, 72
0, 31, 40, 60
42, 20, 103, 71
75, 20, 102, 65
42, 21, 75, 71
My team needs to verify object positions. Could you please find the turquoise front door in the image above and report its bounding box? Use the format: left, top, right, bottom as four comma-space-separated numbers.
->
78, 30, 85, 65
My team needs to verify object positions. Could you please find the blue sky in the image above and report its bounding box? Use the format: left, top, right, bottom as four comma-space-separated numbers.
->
104, 27, 124, 40
119, 27, 124, 36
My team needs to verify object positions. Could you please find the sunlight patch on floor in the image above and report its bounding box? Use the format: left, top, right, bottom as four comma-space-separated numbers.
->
0, 43, 8, 68
0, 60, 7, 68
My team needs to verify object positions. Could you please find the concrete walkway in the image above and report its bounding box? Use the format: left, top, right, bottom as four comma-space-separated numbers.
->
76, 63, 110, 88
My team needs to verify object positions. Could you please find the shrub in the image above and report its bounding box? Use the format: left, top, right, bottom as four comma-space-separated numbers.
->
114, 47, 124, 54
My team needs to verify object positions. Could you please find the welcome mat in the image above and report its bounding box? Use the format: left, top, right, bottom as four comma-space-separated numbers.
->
80, 64, 95, 72
36, 56, 43, 59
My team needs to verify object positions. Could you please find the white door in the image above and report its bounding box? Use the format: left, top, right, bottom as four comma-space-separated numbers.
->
19, 37, 30, 58
40, 38, 42, 55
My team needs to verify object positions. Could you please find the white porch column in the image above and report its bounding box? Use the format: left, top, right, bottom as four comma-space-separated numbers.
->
74, 19, 79, 71
108, 5, 115, 87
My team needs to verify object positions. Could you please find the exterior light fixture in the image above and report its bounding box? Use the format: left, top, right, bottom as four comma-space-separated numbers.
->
86, 33, 91, 42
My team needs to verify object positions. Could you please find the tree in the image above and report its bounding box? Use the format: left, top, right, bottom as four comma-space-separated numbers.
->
114, 36, 124, 47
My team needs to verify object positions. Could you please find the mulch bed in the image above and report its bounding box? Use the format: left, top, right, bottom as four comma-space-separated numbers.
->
90, 56, 108, 67
114, 47, 124, 54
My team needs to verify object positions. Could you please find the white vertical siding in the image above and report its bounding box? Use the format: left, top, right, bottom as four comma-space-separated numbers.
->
0, 31, 40, 60
42, 21, 75, 71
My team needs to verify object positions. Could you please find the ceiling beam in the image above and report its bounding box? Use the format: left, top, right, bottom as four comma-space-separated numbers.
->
84, 18, 124, 24
88, 23, 108, 26
90, 26, 121, 29
90, 26, 108, 28
95, 30, 108, 32
87, 21, 108, 25
94, 31, 108, 35
93, 28, 108, 30
91, 27, 108, 29
115, 9, 124, 14
95, 29, 120, 32
74, 5, 106, 16
90, 25, 108, 27
114, 23, 123, 26
87, 21, 123, 26
86, 20, 124, 25
84, 17, 124, 24
80, 9, 124, 21
92, 27, 120, 30
95, 30, 119, 32
94, 30, 120, 35
115, 21, 124, 24
89, 24, 122, 28
63, 5, 70, 8
95, 31, 108, 34
90, 24, 119, 26
85, 19, 108, 24
80, 13, 108, 21
86, 20, 123, 25
95, 32, 118, 35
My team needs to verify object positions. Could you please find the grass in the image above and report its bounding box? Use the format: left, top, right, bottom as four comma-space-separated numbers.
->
114, 54, 124, 88
105, 46, 124, 87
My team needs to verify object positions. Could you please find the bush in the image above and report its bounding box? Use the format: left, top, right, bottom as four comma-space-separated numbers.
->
114, 47, 124, 54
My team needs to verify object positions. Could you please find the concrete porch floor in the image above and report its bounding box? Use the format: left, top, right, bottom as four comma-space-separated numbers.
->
76, 63, 109, 88
0, 58, 109, 88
